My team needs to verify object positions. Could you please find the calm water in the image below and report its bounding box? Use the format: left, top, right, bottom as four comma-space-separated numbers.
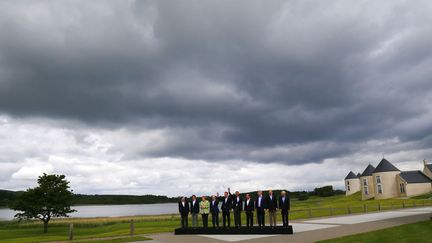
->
0, 203, 178, 221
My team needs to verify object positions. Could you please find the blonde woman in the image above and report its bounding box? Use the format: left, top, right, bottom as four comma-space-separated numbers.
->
199, 196, 210, 227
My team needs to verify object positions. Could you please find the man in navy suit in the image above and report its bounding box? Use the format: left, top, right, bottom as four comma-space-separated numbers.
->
266, 190, 278, 228
178, 197, 189, 228
244, 193, 254, 228
255, 191, 265, 228
229, 188, 243, 228
278, 191, 290, 227
210, 194, 220, 228
190, 195, 200, 228
221, 191, 232, 227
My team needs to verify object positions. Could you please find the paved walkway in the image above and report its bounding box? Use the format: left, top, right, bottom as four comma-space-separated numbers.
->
139, 207, 432, 243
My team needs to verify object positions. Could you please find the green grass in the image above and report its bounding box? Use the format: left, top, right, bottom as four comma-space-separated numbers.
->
288, 192, 432, 219
412, 192, 432, 199
74, 236, 150, 243
1, 193, 431, 243
317, 220, 432, 243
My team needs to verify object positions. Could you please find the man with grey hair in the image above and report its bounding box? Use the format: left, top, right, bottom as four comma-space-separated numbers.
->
278, 190, 290, 227
229, 188, 243, 228
178, 197, 189, 228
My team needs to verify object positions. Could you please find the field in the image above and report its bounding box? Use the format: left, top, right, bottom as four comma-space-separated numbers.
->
318, 220, 432, 243
1, 192, 431, 243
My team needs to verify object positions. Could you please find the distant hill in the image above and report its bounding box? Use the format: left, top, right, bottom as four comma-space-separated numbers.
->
0, 189, 20, 207
0, 186, 345, 208
73, 194, 179, 205
0, 189, 178, 207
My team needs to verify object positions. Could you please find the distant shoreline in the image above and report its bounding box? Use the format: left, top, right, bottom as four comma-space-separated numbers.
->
0, 202, 178, 210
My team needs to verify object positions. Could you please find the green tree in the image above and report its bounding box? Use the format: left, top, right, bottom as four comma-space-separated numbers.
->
11, 174, 75, 233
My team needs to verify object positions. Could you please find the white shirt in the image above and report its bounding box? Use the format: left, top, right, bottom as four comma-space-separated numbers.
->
224, 198, 228, 203
212, 201, 215, 205
258, 196, 262, 207
182, 202, 185, 207
246, 199, 250, 205
192, 200, 196, 206
282, 197, 285, 203
236, 196, 240, 202
270, 195, 273, 200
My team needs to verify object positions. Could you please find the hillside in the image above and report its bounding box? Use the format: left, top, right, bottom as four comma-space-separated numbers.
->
0, 189, 178, 207
0, 189, 19, 207
0, 187, 343, 207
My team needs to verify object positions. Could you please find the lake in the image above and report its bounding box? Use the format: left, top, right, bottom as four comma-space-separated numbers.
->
0, 203, 178, 221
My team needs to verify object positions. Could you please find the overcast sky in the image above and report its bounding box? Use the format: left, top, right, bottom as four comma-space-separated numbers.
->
1, 0, 432, 196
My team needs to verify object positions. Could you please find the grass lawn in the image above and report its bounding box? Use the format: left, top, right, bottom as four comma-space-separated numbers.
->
318, 220, 432, 243
1, 193, 431, 243
73, 236, 151, 243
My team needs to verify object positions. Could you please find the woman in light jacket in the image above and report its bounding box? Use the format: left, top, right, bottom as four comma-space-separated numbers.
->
199, 195, 210, 228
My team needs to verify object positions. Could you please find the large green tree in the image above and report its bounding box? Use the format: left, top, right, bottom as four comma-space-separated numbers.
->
11, 174, 75, 233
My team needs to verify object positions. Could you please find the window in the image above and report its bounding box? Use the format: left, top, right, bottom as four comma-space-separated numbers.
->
347, 185, 351, 191
400, 183, 405, 193
377, 184, 383, 194
364, 186, 369, 195
376, 176, 381, 184
347, 180, 350, 185
363, 178, 368, 186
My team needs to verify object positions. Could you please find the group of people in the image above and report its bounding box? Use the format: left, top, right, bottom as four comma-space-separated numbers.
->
178, 188, 290, 229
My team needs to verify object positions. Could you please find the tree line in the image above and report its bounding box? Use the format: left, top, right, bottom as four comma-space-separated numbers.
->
1, 186, 344, 208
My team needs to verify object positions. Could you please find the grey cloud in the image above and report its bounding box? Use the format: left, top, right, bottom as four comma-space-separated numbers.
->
1, 0, 432, 166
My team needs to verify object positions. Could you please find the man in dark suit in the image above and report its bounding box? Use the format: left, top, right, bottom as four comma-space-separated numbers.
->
244, 193, 254, 228
229, 188, 243, 228
190, 195, 200, 228
255, 191, 265, 228
278, 191, 290, 227
178, 197, 189, 228
266, 189, 278, 228
221, 191, 232, 227
210, 194, 220, 228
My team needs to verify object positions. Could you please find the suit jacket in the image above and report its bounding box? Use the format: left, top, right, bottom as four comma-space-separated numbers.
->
266, 195, 278, 211
178, 201, 189, 215
278, 196, 290, 211
221, 197, 232, 212
244, 199, 254, 212
230, 192, 243, 211
190, 200, 200, 214
255, 196, 265, 212
210, 200, 220, 214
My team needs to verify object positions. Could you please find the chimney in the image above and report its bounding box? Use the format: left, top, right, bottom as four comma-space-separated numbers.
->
423, 159, 428, 166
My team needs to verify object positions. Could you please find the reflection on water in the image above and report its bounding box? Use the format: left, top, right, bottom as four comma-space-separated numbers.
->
0, 203, 178, 221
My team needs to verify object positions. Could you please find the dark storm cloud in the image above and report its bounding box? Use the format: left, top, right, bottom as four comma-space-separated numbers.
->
1, 0, 432, 164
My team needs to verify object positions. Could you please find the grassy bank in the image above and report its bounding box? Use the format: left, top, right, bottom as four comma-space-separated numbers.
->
318, 220, 432, 243
1, 192, 431, 243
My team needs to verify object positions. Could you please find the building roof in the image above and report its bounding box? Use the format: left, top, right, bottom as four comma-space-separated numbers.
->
373, 158, 400, 173
399, 171, 432, 184
360, 164, 376, 177
345, 171, 358, 180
